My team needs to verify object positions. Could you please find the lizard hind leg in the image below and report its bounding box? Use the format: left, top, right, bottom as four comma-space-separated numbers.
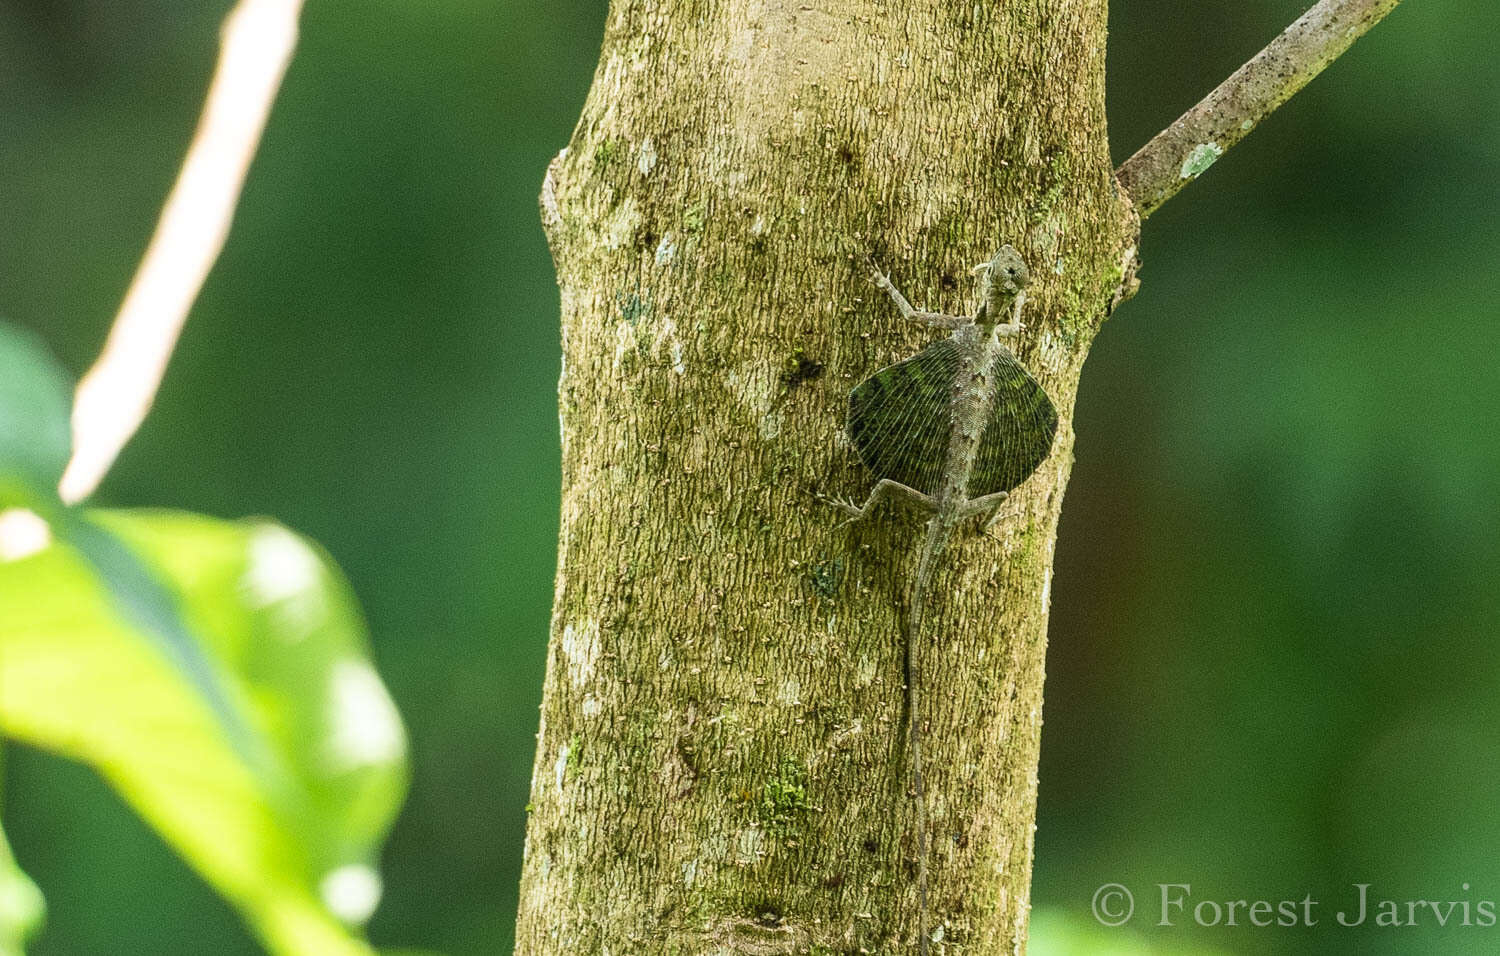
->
955, 490, 1018, 534
818, 478, 934, 526
959, 489, 1010, 519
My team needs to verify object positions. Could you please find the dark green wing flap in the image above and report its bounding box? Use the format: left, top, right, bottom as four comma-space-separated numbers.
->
846, 340, 960, 496
970, 349, 1058, 497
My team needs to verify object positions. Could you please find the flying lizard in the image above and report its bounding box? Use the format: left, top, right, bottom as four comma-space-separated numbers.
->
825, 245, 1058, 952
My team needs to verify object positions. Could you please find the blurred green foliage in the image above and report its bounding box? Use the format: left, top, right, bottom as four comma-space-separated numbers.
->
0, 327, 406, 954
0, 0, 1496, 954
0, 327, 71, 509
0, 811, 45, 956
1028, 908, 1229, 956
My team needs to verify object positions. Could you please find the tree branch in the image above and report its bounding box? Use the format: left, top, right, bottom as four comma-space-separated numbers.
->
58, 0, 304, 504
1115, 0, 1400, 220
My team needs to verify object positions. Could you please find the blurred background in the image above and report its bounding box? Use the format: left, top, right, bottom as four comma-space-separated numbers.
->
1, 0, 1495, 953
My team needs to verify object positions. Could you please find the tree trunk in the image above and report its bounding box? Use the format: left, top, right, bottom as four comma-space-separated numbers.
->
518, 1, 1136, 951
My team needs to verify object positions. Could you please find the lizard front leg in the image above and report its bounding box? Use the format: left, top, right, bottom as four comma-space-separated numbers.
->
820, 478, 935, 524
868, 260, 968, 330
989, 288, 1029, 337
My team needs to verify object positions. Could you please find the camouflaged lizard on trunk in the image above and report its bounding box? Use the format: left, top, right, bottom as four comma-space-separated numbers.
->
825, 245, 1059, 952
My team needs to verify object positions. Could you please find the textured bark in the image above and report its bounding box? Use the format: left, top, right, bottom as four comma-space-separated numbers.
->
518, 1, 1137, 952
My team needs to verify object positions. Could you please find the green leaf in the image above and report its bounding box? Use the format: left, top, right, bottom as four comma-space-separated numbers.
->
0, 799, 45, 956
0, 509, 408, 956
0, 323, 71, 510
58, 512, 272, 779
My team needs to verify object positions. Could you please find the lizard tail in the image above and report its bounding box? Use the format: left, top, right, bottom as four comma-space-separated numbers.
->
908, 514, 947, 955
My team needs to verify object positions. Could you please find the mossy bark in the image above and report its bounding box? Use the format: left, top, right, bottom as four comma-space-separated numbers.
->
518, 1, 1138, 952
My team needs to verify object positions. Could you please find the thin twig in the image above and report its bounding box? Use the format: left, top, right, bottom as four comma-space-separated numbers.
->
1115, 0, 1400, 220
58, 0, 306, 504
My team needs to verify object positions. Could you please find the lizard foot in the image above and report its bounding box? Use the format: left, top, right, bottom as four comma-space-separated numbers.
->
982, 507, 1025, 537
815, 492, 866, 526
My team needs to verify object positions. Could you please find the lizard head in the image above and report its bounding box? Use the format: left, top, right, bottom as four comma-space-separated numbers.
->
975, 245, 1030, 324
984, 244, 1030, 298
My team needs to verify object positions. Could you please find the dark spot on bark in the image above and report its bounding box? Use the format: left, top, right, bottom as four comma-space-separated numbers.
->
805, 556, 844, 600
781, 350, 825, 388
744, 899, 783, 926
639, 229, 658, 251
940, 271, 959, 291
862, 836, 880, 854
617, 291, 647, 326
